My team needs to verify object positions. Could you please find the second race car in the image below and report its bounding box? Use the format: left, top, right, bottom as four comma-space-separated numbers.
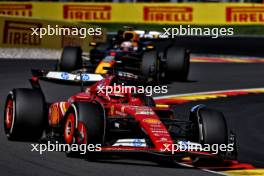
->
60, 29, 190, 82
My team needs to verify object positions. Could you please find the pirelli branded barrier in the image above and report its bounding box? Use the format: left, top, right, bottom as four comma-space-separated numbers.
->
0, 16, 106, 51
0, 2, 264, 25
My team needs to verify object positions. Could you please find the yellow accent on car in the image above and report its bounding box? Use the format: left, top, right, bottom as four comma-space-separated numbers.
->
156, 104, 169, 108
146, 45, 154, 49
95, 62, 111, 74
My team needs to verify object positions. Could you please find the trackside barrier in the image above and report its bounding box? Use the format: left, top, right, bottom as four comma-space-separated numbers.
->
0, 16, 106, 51
0, 2, 264, 25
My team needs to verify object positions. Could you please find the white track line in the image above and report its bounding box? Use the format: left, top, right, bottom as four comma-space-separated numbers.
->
154, 87, 264, 100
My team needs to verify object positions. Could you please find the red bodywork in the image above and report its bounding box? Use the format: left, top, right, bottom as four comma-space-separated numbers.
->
49, 75, 173, 151
45, 75, 254, 170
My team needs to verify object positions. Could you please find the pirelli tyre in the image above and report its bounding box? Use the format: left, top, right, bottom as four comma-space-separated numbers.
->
63, 102, 105, 158
59, 46, 83, 71
141, 51, 159, 81
4, 88, 46, 141
189, 105, 229, 164
165, 46, 190, 81
189, 105, 228, 145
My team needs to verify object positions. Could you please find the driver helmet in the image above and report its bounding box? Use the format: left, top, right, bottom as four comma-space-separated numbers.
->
120, 41, 133, 51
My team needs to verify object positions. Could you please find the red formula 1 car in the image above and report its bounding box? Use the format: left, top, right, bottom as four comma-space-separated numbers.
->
3, 68, 252, 170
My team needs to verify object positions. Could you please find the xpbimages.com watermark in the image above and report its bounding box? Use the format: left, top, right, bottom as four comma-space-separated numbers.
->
97, 83, 168, 97
162, 25, 234, 39
31, 25, 102, 38
31, 141, 101, 155
163, 141, 234, 154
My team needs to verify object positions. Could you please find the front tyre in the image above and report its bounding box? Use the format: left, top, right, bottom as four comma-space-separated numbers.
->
189, 105, 228, 145
63, 102, 105, 158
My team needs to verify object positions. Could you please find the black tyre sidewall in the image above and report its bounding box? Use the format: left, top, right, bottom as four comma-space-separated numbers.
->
59, 46, 83, 71
4, 88, 46, 141
63, 102, 105, 158
198, 108, 228, 145
74, 102, 105, 145
141, 51, 159, 80
165, 46, 190, 81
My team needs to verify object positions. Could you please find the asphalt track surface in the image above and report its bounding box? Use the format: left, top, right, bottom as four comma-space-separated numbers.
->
0, 59, 264, 176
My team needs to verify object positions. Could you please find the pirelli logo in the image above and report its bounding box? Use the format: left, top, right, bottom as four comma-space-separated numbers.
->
143, 6, 192, 22
0, 4, 32, 17
63, 5, 111, 21
3, 21, 42, 46
226, 6, 264, 22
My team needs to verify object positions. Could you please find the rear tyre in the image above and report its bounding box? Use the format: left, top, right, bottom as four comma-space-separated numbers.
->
63, 102, 105, 158
4, 88, 46, 141
141, 51, 159, 81
165, 46, 190, 81
59, 46, 83, 71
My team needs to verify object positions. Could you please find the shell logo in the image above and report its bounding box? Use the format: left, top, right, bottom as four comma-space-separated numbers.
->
143, 118, 161, 125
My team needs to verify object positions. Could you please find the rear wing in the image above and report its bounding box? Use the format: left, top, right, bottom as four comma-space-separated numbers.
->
31, 69, 103, 86
133, 30, 168, 39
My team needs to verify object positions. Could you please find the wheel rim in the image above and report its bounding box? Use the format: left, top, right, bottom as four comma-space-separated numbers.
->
64, 113, 75, 144
5, 99, 14, 130
77, 122, 87, 144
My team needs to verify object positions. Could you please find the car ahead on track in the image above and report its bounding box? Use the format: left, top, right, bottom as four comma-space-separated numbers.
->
60, 30, 190, 82
3, 66, 251, 169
